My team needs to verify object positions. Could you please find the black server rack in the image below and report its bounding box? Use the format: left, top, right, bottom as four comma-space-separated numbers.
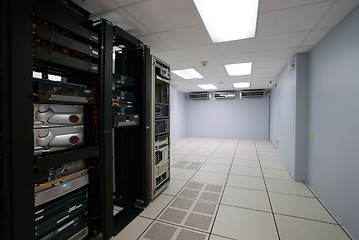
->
1, 0, 113, 239
111, 26, 152, 234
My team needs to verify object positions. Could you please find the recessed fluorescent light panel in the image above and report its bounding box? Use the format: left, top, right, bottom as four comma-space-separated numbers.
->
172, 68, 204, 79
233, 82, 250, 88
193, 0, 259, 43
225, 62, 252, 76
198, 84, 217, 90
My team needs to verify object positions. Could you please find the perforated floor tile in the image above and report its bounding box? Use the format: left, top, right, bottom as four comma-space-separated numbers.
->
184, 213, 213, 231
159, 208, 187, 224
176, 229, 207, 240
143, 222, 177, 240
204, 184, 223, 193
170, 198, 195, 210
159, 195, 218, 233
179, 189, 201, 199
186, 181, 205, 190
199, 192, 221, 202
141, 221, 209, 240
192, 201, 217, 215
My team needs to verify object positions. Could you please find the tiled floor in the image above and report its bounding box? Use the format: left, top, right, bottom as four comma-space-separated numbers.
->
112, 137, 353, 240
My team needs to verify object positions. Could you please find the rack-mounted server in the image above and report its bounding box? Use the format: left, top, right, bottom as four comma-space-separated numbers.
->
150, 56, 171, 200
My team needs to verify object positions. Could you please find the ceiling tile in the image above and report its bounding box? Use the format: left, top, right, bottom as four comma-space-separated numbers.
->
254, 48, 296, 61
155, 49, 186, 63
218, 53, 255, 65
156, 25, 211, 49
112, 0, 146, 7
92, 9, 151, 37
257, 31, 310, 51
254, 60, 287, 68
316, 0, 359, 28
301, 28, 331, 46
260, 0, 326, 13
296, 46, 314, 53
124, 0, 202, 33
186, 57, 223, 69
170, 60, 193, 70
174, 44, 217, 60
214, 38, 257, 56
72, 0, 119, 15
139, 35, 171, 52
257, 1, 332, 36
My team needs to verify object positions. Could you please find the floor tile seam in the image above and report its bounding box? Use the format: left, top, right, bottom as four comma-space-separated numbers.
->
209, 233, 237, 240
254, 139, 281, 240
219, 203, 273, 214
136, 218, 156, 240
267, 190, 316, 198
155, 218, 212, 235
208, 138, 241, 236
303, 182, 353, 239
228, 172, 263, 178
273, 212, 342, 225
224, 185, 267, 193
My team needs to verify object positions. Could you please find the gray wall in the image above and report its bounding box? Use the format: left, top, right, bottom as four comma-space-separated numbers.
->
270, 54, 309, 181
270, 62, 296, 178
307, 6, 359, 238
186, 95, 270, 139
270, 6, 359, 238
295, 54, 309, 181
170, 85, 186, 145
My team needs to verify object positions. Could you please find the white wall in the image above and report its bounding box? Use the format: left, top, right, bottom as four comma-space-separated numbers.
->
185, 94, 270, 139
307, 6, 359, 238
270, 6, 359, 238
170, 85, 186, 145
270, 54, 309, 181
270, 63, 296, 178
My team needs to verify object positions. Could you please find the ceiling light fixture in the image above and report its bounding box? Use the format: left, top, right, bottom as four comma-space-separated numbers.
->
172, 68, 204, 79
193, 0, 259, 43
198, 84, 217, 90
233, 82, 250, 88
225, 62, 252, 76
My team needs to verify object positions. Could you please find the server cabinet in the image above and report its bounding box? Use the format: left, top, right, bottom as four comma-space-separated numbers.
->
150, 56, 171, 200
1, 0, 113, 239
111, 26, 151, 215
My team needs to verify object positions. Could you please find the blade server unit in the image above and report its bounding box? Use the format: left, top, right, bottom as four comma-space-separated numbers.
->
150, 56, 171, 200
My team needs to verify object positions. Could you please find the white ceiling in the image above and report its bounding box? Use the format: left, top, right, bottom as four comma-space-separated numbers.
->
73, 0, 359, 92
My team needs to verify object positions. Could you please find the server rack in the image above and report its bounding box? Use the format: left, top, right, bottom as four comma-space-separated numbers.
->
151, 56, 171, 200
0, 0, 113, 239
111, 26, 152, 233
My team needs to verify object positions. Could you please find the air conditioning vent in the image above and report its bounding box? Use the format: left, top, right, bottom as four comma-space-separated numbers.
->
240, 90, 265, 99
189, 93, 211, 100
214, 92, 236, 99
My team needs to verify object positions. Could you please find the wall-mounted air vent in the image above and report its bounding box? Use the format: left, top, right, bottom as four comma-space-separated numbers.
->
240, 90, 265, 99
214, 92, 236, 99
189, 93, 211, 100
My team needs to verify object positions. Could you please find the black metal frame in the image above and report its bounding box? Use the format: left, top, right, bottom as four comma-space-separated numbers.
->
1, 0, 35, 239
0, 0, 114, 239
